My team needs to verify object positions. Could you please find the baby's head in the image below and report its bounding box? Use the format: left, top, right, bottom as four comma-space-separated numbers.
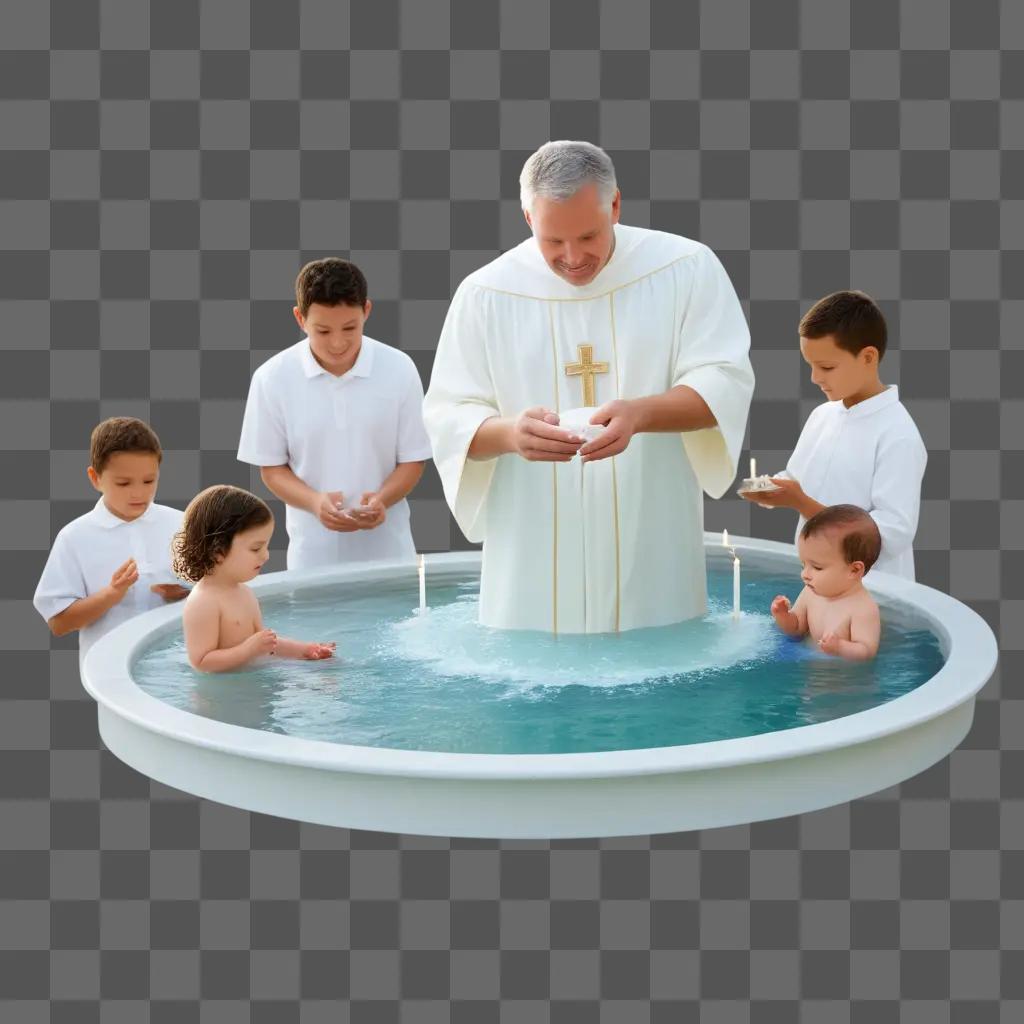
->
799, 290, 887, 403
87, 417, 163, 523
173, 485, 274, 584
798, 505, 882, 598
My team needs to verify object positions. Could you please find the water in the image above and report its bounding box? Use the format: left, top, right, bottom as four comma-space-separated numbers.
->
132, 561, 946, 755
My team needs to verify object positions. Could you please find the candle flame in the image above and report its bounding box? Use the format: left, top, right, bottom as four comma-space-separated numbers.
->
722, 528, 729, 547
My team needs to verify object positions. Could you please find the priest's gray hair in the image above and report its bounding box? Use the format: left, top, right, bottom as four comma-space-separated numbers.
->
519, 141, 618, 212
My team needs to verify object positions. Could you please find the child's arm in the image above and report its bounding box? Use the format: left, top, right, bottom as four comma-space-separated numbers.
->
259, 465, 361, 533
819, 604, 881, 661
47, 558, 138, 637
771, 589, 808, 637
348, 462, 425, 532
366, 460, 426, 508
867, 432, 927, 565
349, 460, 426, 531
183, 593, 276, 673
271, 636, 336, 660
249, 600, 334, 662
754, 477, 827, 518
740, 406, 826, 512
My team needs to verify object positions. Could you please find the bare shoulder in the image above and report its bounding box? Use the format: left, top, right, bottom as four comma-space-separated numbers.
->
239, 582, 263, 625
856, 589, 881, 619
795, 586, 823, 612
183, 583, 224, 617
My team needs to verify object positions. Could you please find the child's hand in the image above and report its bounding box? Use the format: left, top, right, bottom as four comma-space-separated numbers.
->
818, 631, 842, 656
351, 493, 386, 530
313, 491, 362, 533
770, 595, 791, 618
744, 477, 805, 510
245, 628, 278, 658
107, 558, 139, 601
150, 583, 190, 602
301, 641, 336, 660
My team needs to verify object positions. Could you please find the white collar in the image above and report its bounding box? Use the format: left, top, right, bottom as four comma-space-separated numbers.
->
483, 222, 700, 301
89, 496, 151, 529
300, 336, 376, 380
840, 384, 899, 420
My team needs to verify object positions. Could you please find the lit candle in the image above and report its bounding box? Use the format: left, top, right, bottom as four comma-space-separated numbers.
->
721, 529, 740, 619
750, 456, 756, 480
418, 554, 426, 613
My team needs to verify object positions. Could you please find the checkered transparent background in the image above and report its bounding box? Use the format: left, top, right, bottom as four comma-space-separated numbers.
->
1, 0, 1021, 1018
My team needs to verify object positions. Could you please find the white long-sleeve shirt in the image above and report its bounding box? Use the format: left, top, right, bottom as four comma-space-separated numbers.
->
781, 386, 927, 580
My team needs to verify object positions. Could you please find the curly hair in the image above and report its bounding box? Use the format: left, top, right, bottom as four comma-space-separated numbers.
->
800, 504, 883, 574
295, 257, 368, 315
172, 485, 273, 583
90, 417, 162, 473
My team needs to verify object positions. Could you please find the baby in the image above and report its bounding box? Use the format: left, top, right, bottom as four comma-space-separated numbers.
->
770, 504, 882, 661
173, 485, 336, 673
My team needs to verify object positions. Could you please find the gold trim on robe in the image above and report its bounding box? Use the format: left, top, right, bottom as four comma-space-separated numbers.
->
470, 254, 697, 303
548, 302, 559, 635
609, 293, 622, 632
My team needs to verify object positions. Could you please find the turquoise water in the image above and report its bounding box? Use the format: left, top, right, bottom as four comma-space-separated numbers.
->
132, 559, 946, 755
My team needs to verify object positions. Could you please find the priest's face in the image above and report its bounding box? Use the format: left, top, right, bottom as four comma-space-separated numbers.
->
524, 182, 621, 287
294, 300, 372, 376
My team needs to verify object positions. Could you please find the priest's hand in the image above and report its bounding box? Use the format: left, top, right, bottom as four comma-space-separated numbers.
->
578, 400, 639, 463
312, 491, 362, 532
512, 407, 585, 462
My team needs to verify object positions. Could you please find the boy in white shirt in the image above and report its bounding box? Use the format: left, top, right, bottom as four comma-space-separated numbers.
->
33, 417, 188, 666
237, 257, 433, 570
740, 290, 927, 580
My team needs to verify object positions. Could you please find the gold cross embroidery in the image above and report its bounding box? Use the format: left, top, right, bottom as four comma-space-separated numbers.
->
564, 344, 609, 408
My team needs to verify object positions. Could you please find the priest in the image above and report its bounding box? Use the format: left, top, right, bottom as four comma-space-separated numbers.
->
423, 141, 755, 633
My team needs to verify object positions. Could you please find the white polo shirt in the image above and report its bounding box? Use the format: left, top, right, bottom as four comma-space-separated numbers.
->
782, 386, 928, 580
237, 335, 433, 570
33, 499, 185, 665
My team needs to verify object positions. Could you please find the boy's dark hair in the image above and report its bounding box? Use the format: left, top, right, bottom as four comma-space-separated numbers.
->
800, 504, 882, 574
90, 417, 162, 473
799, 290, 888, 360
172, 485, 273, 583
295, 257, 368, 316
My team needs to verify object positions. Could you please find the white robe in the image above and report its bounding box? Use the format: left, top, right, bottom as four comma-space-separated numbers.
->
423, 224, 755, 633
779, 386, 927, 580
